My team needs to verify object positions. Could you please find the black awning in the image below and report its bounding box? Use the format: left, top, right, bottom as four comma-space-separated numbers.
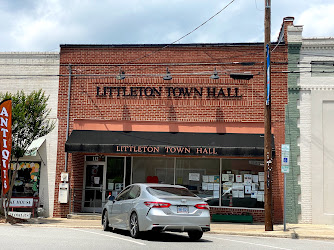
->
65, 130, 274, 158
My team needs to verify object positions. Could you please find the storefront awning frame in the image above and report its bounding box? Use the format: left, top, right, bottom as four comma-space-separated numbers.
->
65, 130, 275, 158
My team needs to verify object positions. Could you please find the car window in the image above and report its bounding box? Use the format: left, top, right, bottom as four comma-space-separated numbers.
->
147, 186, 197, 197
115, 186, 131, 201
128, 185, 141, 199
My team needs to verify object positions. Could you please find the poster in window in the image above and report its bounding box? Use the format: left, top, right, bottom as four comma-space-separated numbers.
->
236, 175, 243, 183
244, 174, 252, 185
238, 190, 244, 198
202, 182, 208, 191
259, 172, 265, 182
252, 183, 259, 191
207, 183, 214, 190
252, 175, 259, 183
259, 182, 264, 190
213, 183, 219, 191
228, 174, 234, 182
232, 190, 239, 198
202, 175, 209, 182
189, 173, 200, 181
251, 191, 258, 199
222, 174, 229, 182
213, 191, 219, 198
214, 176, 220, 183
208, 176, 215, 183
244, 185, 252, 194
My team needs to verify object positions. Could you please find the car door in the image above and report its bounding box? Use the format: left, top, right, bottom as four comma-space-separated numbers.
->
120, 185, 141, 230
109, 186, 131, 228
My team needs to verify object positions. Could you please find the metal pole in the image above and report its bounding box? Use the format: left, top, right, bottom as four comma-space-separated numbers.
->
64, 64, 72, 172
284, 173, 286, 231
264, 0, 273, 231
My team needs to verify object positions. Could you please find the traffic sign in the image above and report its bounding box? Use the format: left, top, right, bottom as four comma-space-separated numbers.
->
281, 165, 289, 173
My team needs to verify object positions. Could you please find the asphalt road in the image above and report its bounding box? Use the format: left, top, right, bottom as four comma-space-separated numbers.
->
1, 225, 334, 250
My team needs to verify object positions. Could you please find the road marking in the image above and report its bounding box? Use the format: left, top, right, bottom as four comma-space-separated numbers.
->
205, 235, 292, 250
70, 228, 146, 246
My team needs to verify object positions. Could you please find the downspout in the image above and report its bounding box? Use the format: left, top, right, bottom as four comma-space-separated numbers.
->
65, 64, 72, 172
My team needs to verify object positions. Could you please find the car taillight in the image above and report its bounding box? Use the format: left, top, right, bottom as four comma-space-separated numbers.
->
195, 203, 209, 210
144, 201, 171, 208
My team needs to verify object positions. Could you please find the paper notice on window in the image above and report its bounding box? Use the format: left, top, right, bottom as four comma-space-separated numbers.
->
245, 185, 252, 194
236, 175, 243, 183
222, 174, 229, 182
259, 172, 265, 182
244, 174, 252, 185
232, 190, 239, 198
257, 191, 264, 202
213, 191, 219, 198
259, 182, 265, 190
203, 175, 209, 182
202, 182, 208, 191
189, 173, 200, 181
208, 175, 215, 183
238, 190, 244, 198
214, 183, 220, 191
228, 174, 234, 182
252, 183, 259, 191
208, 183, 214, 190
94, 177, 100, 185
252, 175, 259, 183
251, 191, 258, 198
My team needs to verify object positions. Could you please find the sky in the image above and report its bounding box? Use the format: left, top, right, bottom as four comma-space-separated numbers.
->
1, 0, 334, 52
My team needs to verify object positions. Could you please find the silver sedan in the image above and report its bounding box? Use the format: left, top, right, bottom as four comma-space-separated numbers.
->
102, 183, 210, 240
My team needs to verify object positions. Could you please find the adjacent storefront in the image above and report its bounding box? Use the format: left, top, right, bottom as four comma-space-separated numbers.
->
55, 19, 293, 222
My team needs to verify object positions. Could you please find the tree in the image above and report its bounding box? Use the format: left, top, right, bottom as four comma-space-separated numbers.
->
0, 90, 55, 220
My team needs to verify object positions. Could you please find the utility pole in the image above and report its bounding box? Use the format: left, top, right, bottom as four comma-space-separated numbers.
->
264, 0, 273, 231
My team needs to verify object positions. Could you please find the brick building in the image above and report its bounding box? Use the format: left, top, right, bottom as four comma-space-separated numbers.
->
54, 18, 295, 223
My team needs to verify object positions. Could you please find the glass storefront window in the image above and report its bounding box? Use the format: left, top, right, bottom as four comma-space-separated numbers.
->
10, 162, 41, 197
131, 157, 264, 209
132, 157, 174, 184
175, 158, 220, 203
217, 159, 264, 208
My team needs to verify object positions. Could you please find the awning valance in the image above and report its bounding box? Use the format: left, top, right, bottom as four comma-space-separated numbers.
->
65, 130, 274, 158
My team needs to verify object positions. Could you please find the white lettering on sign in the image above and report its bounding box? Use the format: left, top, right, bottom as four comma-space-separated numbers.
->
8, 212, 31, 219
9, 198, 34, 207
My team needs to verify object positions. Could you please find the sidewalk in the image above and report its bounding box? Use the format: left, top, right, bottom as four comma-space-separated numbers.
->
6, 217, 333, 241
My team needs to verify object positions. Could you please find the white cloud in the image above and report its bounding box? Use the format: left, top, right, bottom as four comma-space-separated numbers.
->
1, 0, 334, 51
297, 4, 334, 37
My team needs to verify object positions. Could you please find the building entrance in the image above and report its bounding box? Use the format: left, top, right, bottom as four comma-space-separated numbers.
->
82, 156, 126, 213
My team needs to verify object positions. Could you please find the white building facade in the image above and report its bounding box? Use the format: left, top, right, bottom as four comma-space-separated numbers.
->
0, 52, 59, 217
288, 26, 334, 224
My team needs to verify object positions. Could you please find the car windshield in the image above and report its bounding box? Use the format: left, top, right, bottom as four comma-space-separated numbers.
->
147, 186, 197, 197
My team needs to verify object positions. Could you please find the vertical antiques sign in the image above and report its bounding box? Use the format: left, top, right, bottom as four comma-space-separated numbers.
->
0, 99, 12, 195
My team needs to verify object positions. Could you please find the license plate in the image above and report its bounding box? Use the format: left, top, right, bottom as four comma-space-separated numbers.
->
177, 206, 188, 214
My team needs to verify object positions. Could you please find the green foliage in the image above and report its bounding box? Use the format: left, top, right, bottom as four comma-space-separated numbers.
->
0, 90, 55, 159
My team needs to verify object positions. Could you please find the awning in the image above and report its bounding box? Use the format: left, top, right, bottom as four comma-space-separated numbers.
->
65, 130, 275, 158
25, 137, 46, 156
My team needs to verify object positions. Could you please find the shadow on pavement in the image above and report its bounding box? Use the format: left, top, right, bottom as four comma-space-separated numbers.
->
110, 229, 212, 243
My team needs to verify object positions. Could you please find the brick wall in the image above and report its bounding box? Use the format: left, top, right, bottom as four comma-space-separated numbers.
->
210, 207, 265, 223
54, 43, 288, 221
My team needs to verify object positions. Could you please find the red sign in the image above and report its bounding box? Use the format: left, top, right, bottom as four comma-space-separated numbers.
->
0, 99, 12, 195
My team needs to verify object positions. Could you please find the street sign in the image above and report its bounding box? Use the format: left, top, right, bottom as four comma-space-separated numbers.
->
281, 165, 289, 173
281, 144, 290, 166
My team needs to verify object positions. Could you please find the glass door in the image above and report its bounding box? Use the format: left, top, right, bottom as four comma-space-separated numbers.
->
83, 163, 105, 213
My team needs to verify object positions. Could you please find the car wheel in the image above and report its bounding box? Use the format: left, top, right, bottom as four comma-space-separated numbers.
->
188, 231, 203, 241
102, 211, 110, 231
129, 212, 140, 238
